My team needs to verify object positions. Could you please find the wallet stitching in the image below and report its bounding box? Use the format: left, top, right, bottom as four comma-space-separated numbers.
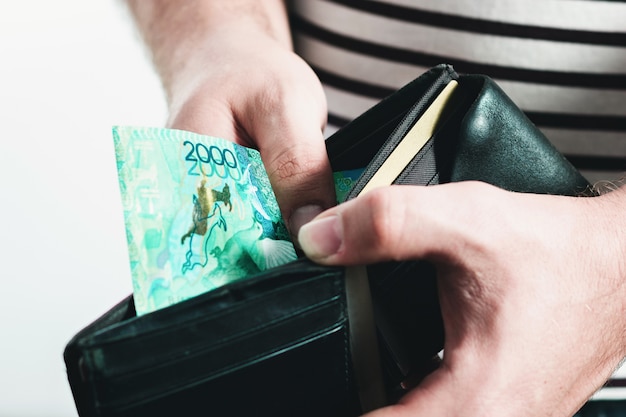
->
346, 70, 455, 200
341, 275, 351, 398
394, 139, 437, 185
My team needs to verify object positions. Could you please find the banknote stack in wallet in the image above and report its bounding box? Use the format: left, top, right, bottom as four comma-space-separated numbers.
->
113, 126, 361, 315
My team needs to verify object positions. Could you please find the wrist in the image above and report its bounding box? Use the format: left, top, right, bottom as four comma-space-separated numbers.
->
127, 0, 292, 99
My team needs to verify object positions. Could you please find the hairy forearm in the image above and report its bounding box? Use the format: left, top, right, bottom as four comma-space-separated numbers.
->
593, 182, 626, 353
126, 0, 292, 98
603, 183, 626, 276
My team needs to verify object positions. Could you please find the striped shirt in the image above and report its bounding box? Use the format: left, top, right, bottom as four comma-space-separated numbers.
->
289, 0, 626, 185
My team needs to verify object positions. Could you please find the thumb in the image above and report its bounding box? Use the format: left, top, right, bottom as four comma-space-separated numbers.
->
298, 185, 464, 265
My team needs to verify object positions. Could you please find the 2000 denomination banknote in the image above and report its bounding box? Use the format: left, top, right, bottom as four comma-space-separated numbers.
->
113, 126, 297, 315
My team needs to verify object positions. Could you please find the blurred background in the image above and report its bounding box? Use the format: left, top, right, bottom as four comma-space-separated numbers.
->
0, 1, 165, 416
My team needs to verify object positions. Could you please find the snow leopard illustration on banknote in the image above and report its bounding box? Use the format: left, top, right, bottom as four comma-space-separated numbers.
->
180, 179, 232, 245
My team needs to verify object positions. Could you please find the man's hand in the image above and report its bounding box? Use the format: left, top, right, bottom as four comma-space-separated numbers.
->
299, 182, 626, 417
127, 0, 335, 238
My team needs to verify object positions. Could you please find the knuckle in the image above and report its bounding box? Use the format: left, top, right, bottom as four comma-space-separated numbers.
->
268, 148, 307, 183
268, 145, 328, 185
257, 82, 285, 113
250, 72, 296, 116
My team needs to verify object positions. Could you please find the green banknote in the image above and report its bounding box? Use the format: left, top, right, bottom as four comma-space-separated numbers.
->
333, 168, 365, 203
113, 126, 297, 315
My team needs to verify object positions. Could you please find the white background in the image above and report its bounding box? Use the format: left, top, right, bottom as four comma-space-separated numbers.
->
0, 1, 166, 416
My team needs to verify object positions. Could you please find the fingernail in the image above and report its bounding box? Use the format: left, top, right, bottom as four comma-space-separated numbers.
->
298, 215, 342, 260
289, 205, 324, 239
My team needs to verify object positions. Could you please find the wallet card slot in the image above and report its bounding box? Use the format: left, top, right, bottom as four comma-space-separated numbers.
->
90, 302, 350, 412
82, 271, 345, 378
83, 261, 340, 343
94, 293, 343, 379
354, 81, 458, 197
93, 324, 357, 416
329, 113, 407, 172
326, 64, 458, 183
392, 79, 480, 187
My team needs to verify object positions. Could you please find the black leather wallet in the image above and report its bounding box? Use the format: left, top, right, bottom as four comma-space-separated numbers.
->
64, 65, 591, 417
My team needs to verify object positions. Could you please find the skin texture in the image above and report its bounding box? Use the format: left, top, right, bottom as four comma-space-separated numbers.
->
299, 182, 626, 417
127, 2, 626, 415
126, 0, 335, 238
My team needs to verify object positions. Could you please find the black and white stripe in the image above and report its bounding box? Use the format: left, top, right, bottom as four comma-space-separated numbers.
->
289, 0, 626, 184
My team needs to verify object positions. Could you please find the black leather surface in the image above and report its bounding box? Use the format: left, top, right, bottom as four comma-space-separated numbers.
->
65, 260, 361, 417
450, 76, 590, 195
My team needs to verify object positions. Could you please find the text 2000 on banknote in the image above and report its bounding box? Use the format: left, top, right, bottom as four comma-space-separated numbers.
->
183, 140, 242, 180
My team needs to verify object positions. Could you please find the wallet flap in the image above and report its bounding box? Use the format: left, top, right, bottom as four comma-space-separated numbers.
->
323, 64, 592, 394
450, 76, 590, 195
326, 64, 458, 173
